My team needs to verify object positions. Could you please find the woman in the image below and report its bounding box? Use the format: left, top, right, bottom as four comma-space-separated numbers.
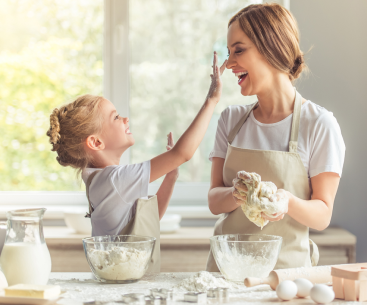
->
206, 3, 345, 271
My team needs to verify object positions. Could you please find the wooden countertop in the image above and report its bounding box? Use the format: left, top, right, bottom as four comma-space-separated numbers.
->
44, 226, 356, 247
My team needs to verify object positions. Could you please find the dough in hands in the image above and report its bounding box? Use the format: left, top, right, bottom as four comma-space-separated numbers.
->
236, 171, 287, 229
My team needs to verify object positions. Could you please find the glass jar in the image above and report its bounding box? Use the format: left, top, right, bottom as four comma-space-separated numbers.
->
0, 208, 51, 285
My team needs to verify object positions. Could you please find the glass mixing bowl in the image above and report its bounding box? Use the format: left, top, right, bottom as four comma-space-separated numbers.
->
210, 234, 282, 283
82, 235, 156, 283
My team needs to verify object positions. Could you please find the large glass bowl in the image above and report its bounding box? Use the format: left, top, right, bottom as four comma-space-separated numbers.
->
210, 234, 282, 283
82, 235, 156, 283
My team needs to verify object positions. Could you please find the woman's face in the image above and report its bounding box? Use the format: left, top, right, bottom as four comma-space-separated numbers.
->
99, 98, 135, 153
226, 20, 278, 96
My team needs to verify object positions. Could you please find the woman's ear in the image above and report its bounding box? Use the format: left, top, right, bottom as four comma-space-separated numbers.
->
86, 135, 105, 151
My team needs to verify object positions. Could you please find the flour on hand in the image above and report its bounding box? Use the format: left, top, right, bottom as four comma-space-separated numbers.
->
234, 171, 288, 229
88, 247, 150, 281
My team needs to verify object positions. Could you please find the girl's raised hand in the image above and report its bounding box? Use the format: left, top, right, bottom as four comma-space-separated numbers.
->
206, 51, 227, 103
165, 132, 179, 180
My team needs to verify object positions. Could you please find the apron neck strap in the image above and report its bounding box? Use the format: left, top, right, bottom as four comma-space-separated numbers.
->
227, 102, 258, 145
227, 89, 303, 153
289, 89, 303, 153
85, 170, 102, 218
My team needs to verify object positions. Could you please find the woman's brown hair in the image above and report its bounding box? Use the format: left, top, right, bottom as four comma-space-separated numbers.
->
46, 94, 104, 173
229, 3, 307, 81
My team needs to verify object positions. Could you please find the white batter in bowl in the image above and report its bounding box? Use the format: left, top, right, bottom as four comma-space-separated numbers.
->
82, 235, 155, 283
210, 234, 282, 283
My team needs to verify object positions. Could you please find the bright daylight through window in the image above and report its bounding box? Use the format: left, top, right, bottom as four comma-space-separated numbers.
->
0, 0, 258, 193
129, 0, 257, 183
0, 0, 103, 191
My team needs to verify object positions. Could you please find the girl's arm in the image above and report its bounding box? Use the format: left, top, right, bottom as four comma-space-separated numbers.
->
150, 52, 227, 183
156, 133, 179, 219
208, 157, 239, 215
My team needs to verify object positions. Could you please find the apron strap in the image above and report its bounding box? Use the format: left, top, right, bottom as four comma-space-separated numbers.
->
289, 90, 303, 153
227, 102, 258, 145
227, 89, 303, 153
85, 170, 102, 218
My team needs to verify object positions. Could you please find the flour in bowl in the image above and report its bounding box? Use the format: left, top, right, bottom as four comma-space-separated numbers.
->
88, 246, 150, 281
215, 251, 274, 282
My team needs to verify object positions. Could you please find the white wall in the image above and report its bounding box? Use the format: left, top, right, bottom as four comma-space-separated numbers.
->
290, 0, 367, 262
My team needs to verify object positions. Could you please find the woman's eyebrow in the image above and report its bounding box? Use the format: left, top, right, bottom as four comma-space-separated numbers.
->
230, 41, 246, 48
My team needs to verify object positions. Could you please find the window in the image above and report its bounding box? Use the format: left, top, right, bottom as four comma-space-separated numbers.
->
1, 0, 289, 218
129, 0, 258, 183
0, 0, 103, 191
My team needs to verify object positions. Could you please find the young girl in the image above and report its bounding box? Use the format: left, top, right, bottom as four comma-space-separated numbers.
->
47, 52, 227, 273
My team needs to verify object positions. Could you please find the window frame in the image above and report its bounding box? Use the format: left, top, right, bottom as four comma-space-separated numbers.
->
0, 0, 289, 220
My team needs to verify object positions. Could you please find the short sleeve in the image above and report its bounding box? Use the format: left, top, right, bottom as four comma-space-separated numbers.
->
90, 161, 151, 236
309, 113, 345, 178
209, 109, 230, 161
111, 161, 151, 200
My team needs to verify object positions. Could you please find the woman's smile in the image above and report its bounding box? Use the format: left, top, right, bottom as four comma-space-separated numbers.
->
234, 71, 248, 85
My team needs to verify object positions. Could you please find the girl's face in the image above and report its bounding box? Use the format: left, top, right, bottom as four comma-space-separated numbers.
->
99, 98, 134, 153
226, 20, 279, 96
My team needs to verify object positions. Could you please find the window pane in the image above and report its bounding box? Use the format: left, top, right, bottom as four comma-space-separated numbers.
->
130, 0, 258, 182
0, 0, 103, 191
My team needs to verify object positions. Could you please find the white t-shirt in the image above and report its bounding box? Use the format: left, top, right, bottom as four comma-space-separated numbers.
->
82, 161, 150, 237
209, 100, 345, 180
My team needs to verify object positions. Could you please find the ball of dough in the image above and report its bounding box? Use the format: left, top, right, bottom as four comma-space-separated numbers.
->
294, 278, 313, 298
310, 284, 335, 304
276, 280, 298, 301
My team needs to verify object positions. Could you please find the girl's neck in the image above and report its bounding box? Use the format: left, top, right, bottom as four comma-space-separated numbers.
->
89, 150, 122, 168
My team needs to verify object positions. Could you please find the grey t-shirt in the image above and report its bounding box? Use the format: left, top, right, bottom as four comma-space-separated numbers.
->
82, 161, 151, 237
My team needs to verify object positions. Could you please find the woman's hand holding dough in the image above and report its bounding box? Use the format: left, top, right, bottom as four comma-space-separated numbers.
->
234, 170, 289, 229
262, 189, 289, 221
232, 178, 248, 205
206, 51, 227, 103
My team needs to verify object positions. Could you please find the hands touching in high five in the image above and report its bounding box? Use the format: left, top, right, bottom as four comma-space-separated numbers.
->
206, 52, 227, 103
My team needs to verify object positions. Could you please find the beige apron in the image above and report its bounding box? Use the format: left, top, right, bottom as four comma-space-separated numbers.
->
206, 90, 319, 271
85, 170, 160, 273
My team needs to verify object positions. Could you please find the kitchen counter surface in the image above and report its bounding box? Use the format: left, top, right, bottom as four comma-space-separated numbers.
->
44, 226, 356, 246
44, 227, 357, 272
49, 272, 360, 304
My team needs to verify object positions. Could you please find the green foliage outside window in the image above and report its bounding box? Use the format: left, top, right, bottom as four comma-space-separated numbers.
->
0, 0, 256, 191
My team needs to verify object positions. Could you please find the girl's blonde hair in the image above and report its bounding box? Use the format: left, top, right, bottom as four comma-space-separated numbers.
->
229, 3, 307, 81
46, 94, 104, 172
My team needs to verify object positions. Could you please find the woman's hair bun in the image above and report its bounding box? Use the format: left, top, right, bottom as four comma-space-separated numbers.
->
290, 54, 305, 80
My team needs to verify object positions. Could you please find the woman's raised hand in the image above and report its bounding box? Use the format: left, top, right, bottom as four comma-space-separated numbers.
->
206, 51, 227, 103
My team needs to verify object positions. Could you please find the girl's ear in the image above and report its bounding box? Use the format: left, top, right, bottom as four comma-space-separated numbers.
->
86, 135, 105, 151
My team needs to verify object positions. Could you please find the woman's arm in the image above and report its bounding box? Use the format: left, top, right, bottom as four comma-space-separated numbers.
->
150, 53, 227, 183
263, 172, 340, 231
287, 172, 340, 230
208, 157, 239, 215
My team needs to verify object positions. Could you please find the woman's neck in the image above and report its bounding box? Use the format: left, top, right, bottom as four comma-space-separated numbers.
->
253, 76, 297, 124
